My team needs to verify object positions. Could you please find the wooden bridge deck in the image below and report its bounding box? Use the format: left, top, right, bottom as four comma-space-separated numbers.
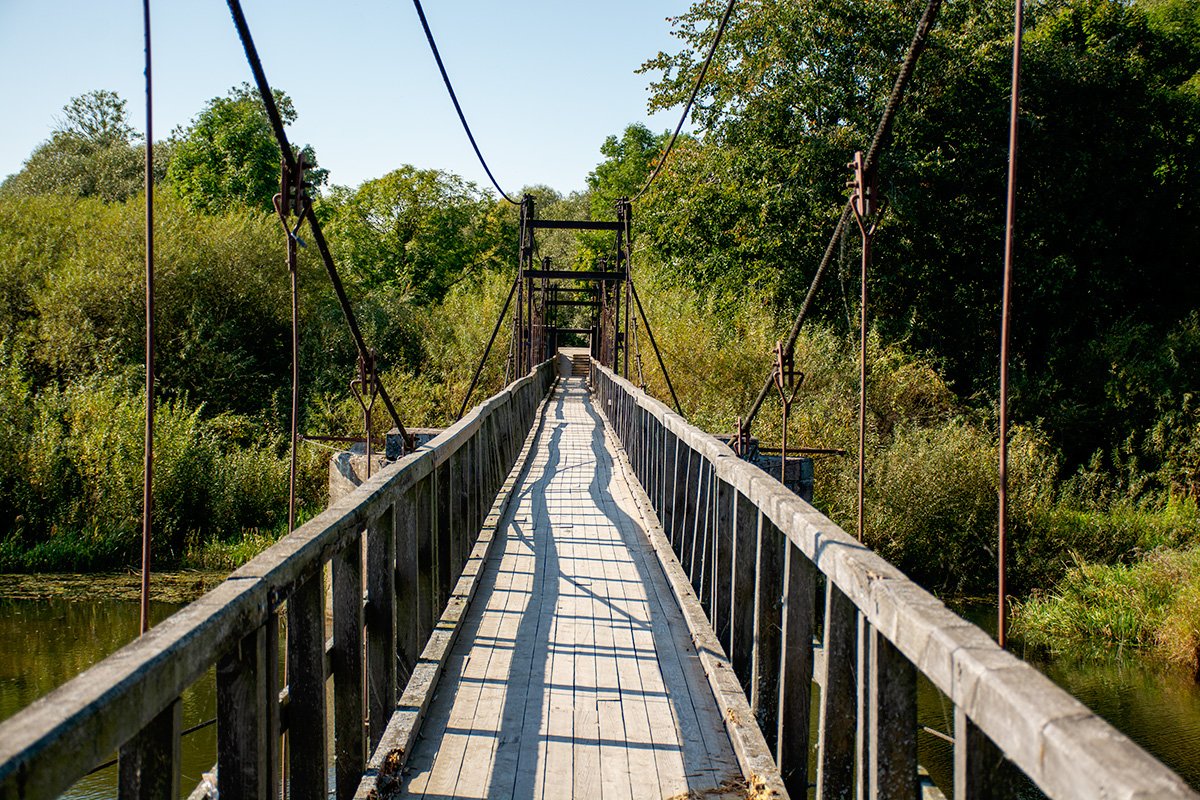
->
399, 377, 742, 799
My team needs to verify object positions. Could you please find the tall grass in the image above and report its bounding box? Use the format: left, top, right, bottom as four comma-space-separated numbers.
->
0, 373, 302, 572
1013, 536, 1200, 671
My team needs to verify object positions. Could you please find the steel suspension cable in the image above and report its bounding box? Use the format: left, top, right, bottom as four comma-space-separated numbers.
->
224, 0, 413, 449
738, 0, 942, 437
632, 0, 738, 203
410, 0, 519, 205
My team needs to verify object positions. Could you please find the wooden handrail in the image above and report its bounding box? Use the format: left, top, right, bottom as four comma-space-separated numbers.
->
590, 359, 1198, 800
0, 360, 557, 800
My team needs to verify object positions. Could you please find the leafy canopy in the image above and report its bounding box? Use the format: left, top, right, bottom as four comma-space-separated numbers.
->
324, 166, 508, 304
0, 90, 158, 203
168, 84, 326, 214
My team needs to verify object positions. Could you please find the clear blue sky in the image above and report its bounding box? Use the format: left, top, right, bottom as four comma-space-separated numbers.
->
0, 1, 693, 195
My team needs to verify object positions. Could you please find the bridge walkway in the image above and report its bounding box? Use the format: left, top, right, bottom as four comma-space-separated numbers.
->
398, 377, 742, 799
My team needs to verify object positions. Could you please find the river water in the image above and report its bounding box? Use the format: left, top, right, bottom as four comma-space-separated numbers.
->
0, 595, 218, 800
3, 593, 1199, 798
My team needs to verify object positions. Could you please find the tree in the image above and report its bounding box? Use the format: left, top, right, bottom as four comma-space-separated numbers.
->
0, 90, 158, 203
634, 0, 1200, 470
167, 84, 325, 214
323, 166, 508, 303
586, 124, 670, 218
57, 90, 135, 146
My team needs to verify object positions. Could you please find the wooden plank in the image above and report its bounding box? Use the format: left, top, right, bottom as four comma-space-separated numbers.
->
731, 495, 758, 695
571, 525, 601, 800
869, 628, 918, 800
216, 625, 276, 800
415, 475, 436, 647
366, 506, 397, 751
857, 614, 871, 800
118, 699, 181, 800
287, 572, 328, 800
395, 489, 419, 687
752, 518, 785, 754
450, 508, 528, 798
777, 541, 817, 797
332, 532, 365, 800
713, 478, 735, 654
592, 524, 637, 800
816, 585, 856, 800
954, 707, 1017, 800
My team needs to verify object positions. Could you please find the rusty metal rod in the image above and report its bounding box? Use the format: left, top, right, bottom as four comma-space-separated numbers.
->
628, 278, 683, 417
998, 0, 1025, 650
225, 0, 412, 450
140, 0, 154, 636
458, 272, 520, 419
287, 231, 299, 532
303, 208, 411, 447
856, 224, 871, 542
740, 0, 941, 439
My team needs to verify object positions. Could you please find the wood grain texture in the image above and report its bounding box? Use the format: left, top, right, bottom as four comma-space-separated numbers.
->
393, 379, 743, 800
590, 363, 1200, 800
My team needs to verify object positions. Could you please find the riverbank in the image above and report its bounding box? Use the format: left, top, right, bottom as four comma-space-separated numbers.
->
0, 571, 226, 603
1013, 544, 1200, 676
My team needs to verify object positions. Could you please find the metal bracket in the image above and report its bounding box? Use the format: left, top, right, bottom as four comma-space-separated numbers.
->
273, 152, 311, 249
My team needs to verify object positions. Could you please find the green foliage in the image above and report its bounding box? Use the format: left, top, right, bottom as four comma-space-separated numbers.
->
167, 84, 325, 214
634, 0, 1200, 474
0, 374, 295, 572
586, 124, 670, 217
0, 90, 165, 203
323, 166, 508, 302
1014, 535, 1200, 668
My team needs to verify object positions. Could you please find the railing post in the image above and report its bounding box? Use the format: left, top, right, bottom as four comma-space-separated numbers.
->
713, 477, 735, 653
857, 614, 872, 800
118, 699, 181, 800
435, 461, 452, 610
449, 450, 465, 586
731, 492, 757, 694
752, 516, 785, 752
691, 459, 712, 601
396, 486, 419, 685
869, 628, 918, 800
366, 505, 397, 750
817, 585, 856, 800
680, 448, 699, 574
416, 473, 436, 646
217, 621, 279, 800
287, 570, 328, 800
332, 531, 365, 800
660, 431, 676, 537
777, 541, 817, 796
671, 436, 689, 554
954, 708, 1017, 800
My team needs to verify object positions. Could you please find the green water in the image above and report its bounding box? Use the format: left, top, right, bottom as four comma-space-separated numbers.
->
3, 595, 1200, 798
0, 597, 217, 800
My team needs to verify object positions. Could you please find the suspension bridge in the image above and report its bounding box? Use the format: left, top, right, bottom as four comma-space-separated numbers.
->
0, 0, 1196, 799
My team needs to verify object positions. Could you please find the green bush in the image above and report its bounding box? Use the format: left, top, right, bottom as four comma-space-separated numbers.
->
1014, 541, 1200, 669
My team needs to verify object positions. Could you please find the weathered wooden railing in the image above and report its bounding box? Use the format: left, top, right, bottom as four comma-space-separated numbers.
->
0, 360, 556, 800
591, 361, 1198, 800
